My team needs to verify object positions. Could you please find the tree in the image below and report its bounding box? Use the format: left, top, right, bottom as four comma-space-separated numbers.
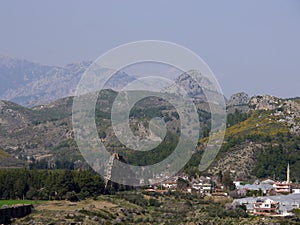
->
222, 171, 235, 191
177, 177, 189, 190
218, 170, 223, 183
149, 198, 161, 207
56, 170, 76, 199
15, 177, 29, 199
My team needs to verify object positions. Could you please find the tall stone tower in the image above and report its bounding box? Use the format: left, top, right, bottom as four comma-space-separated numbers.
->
287, 162, 290, 184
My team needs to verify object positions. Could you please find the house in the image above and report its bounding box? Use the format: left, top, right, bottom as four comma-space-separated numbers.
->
273, 182, 291, 194
273, 163, 292, 194
233, 193, 300, 217
235, 183, 274, 195
233, 181, 242, 186
192, 182, 212, 193
190, 176, 212, 194
162, 180, 177, 189
159, 176, 178, 189
291, 183, 300, 194
253, 199, 279, 216
293, 189, 300, 194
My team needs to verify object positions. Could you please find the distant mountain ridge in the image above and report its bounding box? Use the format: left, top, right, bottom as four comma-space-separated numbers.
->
0, 55, 298, 114
0, 56, 52, 97
0, 56, 135, 107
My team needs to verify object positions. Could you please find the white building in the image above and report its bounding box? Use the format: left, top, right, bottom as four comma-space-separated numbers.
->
233, 193, 300, 216
253, 199, 279, 216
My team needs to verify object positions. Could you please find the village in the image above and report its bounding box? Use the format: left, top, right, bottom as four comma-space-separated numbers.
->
145, 163, 300, 217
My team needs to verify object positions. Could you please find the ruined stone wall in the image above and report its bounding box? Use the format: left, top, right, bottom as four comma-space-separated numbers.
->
0, 204, 32, 224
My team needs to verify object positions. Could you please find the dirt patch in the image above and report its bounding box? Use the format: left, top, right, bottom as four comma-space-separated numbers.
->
36, 199, 117, 212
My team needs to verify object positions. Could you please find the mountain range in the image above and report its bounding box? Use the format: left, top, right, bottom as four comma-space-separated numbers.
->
0, 56, 299, 182
0, 56, 135, 107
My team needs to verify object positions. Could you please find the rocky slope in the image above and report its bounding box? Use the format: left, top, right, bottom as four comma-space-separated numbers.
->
0, 89, 188, 168
207, 95, 300, 179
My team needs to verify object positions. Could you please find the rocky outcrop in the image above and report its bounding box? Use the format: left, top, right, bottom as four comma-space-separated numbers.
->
227, 92, 249, 107
249, 95, 300, 134
164, 70, 226, 109
226, 92, 250, 113
274, 99, 300, 135
249, 95, 282, 111
164, 70, 216, 100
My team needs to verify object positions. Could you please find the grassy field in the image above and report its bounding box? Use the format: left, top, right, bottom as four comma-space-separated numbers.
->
14, 193, 296, 225
0, 199, 45, 207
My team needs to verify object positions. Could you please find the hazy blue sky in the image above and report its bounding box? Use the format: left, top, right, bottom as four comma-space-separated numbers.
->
0, 0, 299, 98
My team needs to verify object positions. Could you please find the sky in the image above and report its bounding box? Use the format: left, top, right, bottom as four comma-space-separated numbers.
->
0, 0, 299, 98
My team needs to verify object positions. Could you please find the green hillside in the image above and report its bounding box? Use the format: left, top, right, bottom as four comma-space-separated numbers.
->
0, 92, 300, 181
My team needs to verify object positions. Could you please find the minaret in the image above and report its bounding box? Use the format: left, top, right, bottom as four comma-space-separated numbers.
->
287, 162, 290, 184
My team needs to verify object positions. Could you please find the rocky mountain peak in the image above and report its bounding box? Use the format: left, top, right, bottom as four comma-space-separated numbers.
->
164, 70, 218, 101
249, 95, 282, 111
227, 92, 250, 107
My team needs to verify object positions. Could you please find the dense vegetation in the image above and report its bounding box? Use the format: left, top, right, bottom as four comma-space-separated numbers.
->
0, 169, 105, 201
226, 109, 249, 128
121, 134, 178, 166
253, 135, 300, 180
